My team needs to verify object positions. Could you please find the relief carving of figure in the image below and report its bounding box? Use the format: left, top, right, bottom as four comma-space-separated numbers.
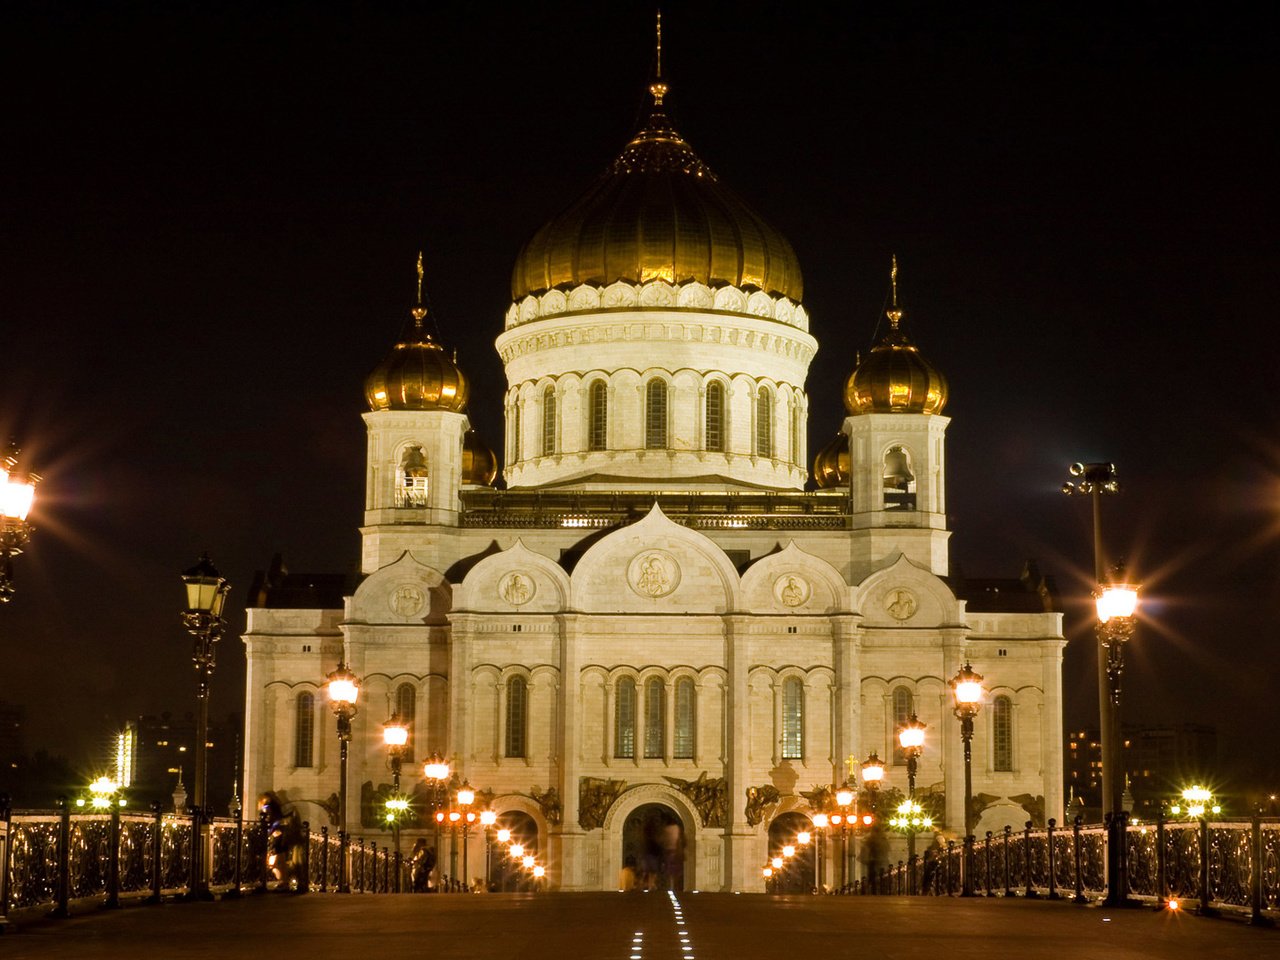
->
501, 573, 533, 605
391, 584, 425, 617
1009, 793, 1046, 828
778, 575, 807, 607
635, 555, 670, 597
744, 784, 781, 827
664, 772, 728, 828
799, 784, 835, 813
578, 777, 627, 831
530, 786, 562, 826
885, 588, 917, 621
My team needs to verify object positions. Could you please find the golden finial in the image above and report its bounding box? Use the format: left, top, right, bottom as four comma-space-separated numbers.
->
411, 251, 427, 324
886, 254, 904, 328
649, 10, 668, 107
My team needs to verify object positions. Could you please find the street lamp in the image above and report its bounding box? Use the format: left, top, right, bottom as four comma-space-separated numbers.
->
898, 714, 927, 872
326, 661, 360, 893
0, 444, 39, 604
859, 752, 885, 889
455, 780, 475, 889
180, 553, 230, 899
480, 809, 497, 885
1065, 460, 1139, 906
382, 714, 409, 864
423, 752, 450, 892
834, 785, 855, 892
950, 660, 984, 897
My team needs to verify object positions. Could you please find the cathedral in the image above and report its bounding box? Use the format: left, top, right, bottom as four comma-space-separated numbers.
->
241, 45, 1065, 892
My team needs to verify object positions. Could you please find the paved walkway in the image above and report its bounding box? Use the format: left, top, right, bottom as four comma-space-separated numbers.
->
2, 892, 1278, 959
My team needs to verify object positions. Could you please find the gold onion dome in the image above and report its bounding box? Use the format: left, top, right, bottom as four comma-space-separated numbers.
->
843, 258, 948, 415
812, 432, 850, 489
461, 429, 497, 487
366, 256, 470, 413
510, 29, 802, 303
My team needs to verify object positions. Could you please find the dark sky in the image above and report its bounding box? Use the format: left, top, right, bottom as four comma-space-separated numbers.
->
2, 3, 1277, 795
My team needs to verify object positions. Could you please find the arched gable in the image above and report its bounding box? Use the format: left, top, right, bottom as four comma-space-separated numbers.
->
740, 541, 848, 614
853, 553, 960, 628
453, 539, 570, 613
571, 503, 738, 614
347, 551, 450, 625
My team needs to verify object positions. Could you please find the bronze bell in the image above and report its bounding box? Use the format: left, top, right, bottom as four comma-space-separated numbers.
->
883, 447, 914, 490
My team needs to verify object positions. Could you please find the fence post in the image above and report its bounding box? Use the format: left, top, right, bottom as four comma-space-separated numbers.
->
1047, 818, 1059, 900
297, 821, 310, 895
1250, 812, 1273, 927
394, 849, 402, 894
49, 796, 70, 919
1197, 816, 1216, 916
1003, 824, 1013, 896
1023, 821, 1038, 898
384, 846, 391, 893
945, 840, 954, 895
1072, 816, 1086, 903
1, 793, 11, 929
225, 807, 243, 899
1156, 809, 1167, 906
105, 800, 122, 909
319, 826, 329, 893
357, 839, 365, 894
984, 832, 993, 896
147, 802, 163, 904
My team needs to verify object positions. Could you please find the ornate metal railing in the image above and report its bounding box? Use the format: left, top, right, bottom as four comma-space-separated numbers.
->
876, 815, 1280, 923
1, 796, 414, 923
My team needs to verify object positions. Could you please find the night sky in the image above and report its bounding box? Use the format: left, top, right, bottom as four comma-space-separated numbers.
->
2, 3, 1277, 795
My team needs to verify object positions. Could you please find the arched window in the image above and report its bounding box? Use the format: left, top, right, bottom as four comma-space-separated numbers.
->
398, 445, 429, 506
505, 676, 528, 759
395, 682, 416, 761
705, 381, 725, 452
993, 695, 1014, 772
294, 692, 314, 768
883, 445, 917, 510
781, 677, 804, 760
589, 381, 608, 451
541, 386, 556, 457
891, 686, 913, 765
674, 677, 696, 759
510, 395, 522, 463
645, 379, 668, 449
755, 386, 773, 458
644, 677, 665, 758
614, 677, 636, 758
791, 398, 803, 466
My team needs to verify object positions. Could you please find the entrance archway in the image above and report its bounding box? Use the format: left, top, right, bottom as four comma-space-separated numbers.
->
488, 810, 538, 892
621, 803, 685, 891
768, 811, 815, 893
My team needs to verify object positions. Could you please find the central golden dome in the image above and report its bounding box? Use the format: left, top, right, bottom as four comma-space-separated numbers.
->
511, 90, 803, 303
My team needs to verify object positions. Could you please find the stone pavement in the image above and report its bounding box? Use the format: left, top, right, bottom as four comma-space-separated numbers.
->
2, 891, 1278, 960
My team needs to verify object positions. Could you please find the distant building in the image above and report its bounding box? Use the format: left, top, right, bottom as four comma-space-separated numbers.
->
122, 711, 242, 813
1065, 723, 1217, 818
0, 700, 24, 773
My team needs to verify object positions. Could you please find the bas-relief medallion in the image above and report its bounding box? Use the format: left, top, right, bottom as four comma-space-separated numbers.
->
499, 572, 535, 606
774, 574, 810, 608
885, 588, 918, 621
390, 584, 425, 617
628, 550, 680, 599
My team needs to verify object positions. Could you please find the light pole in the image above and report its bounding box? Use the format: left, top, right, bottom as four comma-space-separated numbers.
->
180, 554, 230, 899
861, 752, 884, 889
382, 714, 408, 862
423, 753, 450, 892
480, 809, 497, 888
0, 444, 39, 604
898, 714, 927, 873
950, 661, 984, 897
811, 812, 828, 891
834, 784, 854, 891
1064, 460, 1139, 906
457, 780, 475, 890
325, 661, 360, 893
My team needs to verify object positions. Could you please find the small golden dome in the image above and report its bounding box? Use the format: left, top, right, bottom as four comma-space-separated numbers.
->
813, 432, 850, 489
511, 81, 803, 303
843, 258, 947, 415
461, 430, 497, 487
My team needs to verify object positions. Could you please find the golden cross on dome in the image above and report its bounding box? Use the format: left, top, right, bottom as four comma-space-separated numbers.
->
887, 254, 904, 328
411, 251, 428, 324
649, 10, 668, 107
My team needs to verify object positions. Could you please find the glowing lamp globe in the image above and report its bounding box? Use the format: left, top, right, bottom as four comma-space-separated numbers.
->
522, 855, 535, 869
457, 782, 475, 806
510, 843, 525, 858
812, 813, 829, 828
861, 752, 885, 784
382, 717, 409, 748
480, 810, 497, 827
836, 789, 855, 807
423, 754, 450, 781
1097, 583, 1139, 623
497, 828, 511, 843
771, 856, 783, 870
782, 844, 796, 858
898, 716, 926, 752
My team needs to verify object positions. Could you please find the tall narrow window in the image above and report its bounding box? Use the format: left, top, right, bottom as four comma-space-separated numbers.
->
674, 677, 696, 759
755, 386, 773, 458
506, 676, 528, 759
589, 381, 608, 451
891, 686, 913, 765
791, 399, 803, 466
294, 692, 314, 768
511, 396, 522, 463
541, 386, 556, 457
993, 695, 1014, 772
644, 677, 665, 758
395, 682, 417, 761
705, 381, 725, 452
645, 379, 667, 449
614, 677, 636, 758
781, 677, 804, 760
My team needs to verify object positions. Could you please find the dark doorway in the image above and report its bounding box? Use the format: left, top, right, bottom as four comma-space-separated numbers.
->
622, 803, 685, 891
488, 810, 538, 892
768, 811, 815, 893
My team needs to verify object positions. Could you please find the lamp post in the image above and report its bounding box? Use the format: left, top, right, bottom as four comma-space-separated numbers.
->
180, 554, 230, 899
951, 661, 984, 897
0, 444, 39, 604
898, 715, 927, 869
480, 809, 497, 887
382, 714, 408, 861
1064, 460, 1139, 906
860, 752, 885, 889
811, 812, 828, 891
423, 753, 450, 892
835, 784, 854, 892
457, 780, 475, 890
325, 661, 360, 893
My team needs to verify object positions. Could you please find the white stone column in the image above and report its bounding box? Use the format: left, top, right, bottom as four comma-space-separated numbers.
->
722, 615, 753, 891
831, 615, 861, 783
448, 618, 470, 772
553, 614, 587, 889
1040, 637, 1067, 823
